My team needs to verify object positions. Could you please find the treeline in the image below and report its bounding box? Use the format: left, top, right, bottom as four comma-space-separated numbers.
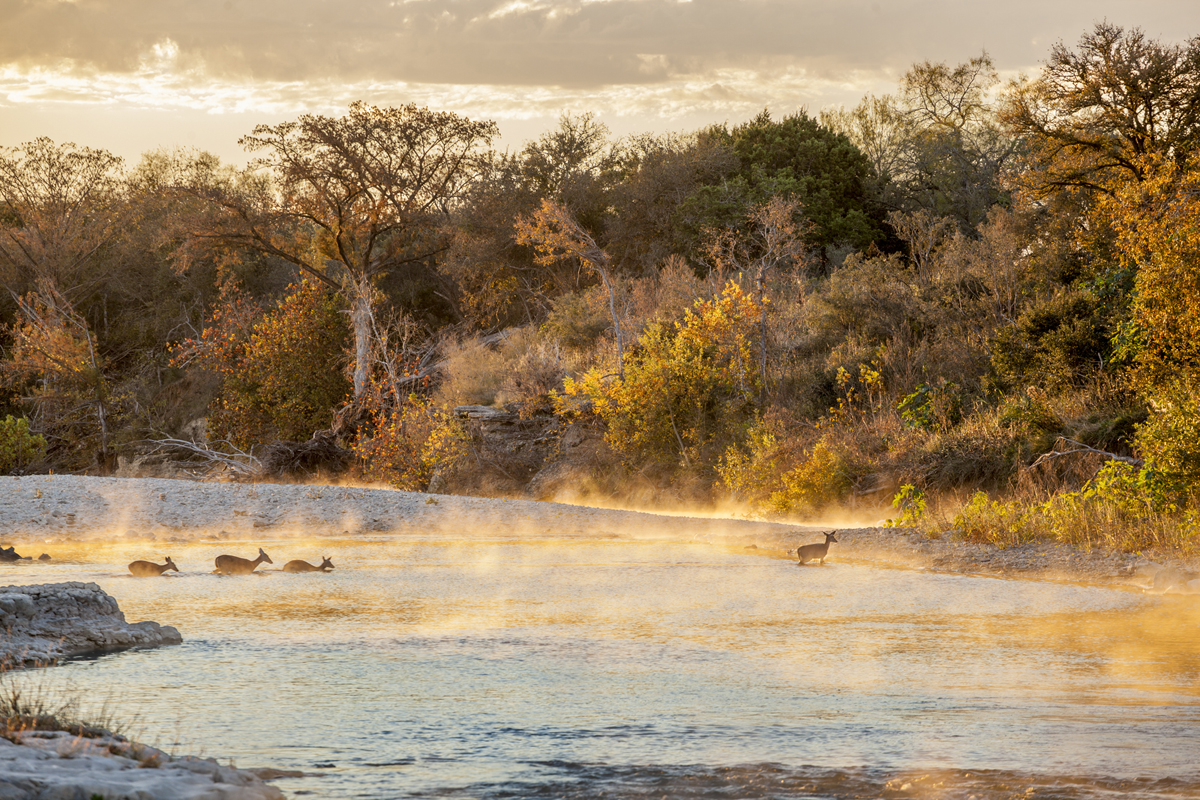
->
3, 23, 1200, 550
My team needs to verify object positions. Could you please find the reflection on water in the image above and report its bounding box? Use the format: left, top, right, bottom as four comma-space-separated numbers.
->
3, 536, 1200, 799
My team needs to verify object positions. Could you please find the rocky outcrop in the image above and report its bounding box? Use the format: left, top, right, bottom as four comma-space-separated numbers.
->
0, 582, 183, 667
0, 733, 286, 800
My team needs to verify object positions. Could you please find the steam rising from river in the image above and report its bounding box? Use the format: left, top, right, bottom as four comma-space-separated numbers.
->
3, 475, 1200, 799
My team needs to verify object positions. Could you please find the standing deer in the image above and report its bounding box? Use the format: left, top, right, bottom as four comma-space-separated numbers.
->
128, 556, 179, 577
213, 547, 273, 575
793, 531, 838, 565
283, 556, 334, 573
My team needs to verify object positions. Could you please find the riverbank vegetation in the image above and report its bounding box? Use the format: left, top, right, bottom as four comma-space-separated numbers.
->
2, 22, 1200, 555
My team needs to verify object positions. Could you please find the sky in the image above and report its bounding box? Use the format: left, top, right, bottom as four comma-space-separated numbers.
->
1, 0, 1197, 165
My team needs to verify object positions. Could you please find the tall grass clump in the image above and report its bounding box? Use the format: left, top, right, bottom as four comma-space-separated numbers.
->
0, 663, 122, 741
947, 461, 1200, 554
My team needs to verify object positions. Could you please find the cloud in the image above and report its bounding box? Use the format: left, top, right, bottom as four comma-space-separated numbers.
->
1, 0, 1195, 161
8, 0, 1193, 90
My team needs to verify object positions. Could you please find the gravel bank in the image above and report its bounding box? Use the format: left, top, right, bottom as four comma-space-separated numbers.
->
2, 474, 1194, 590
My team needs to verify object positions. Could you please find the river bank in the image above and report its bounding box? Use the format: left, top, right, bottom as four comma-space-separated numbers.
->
1, 474, 1196, 799
1, 474, 1195, 590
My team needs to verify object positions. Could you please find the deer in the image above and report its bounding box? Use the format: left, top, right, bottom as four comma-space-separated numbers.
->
793, 531, 838, 565
282, 556, 334, 573
213, 547, 273, 575
128, 556, 179, 577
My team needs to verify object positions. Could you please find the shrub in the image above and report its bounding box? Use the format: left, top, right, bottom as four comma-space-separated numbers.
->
990, 292, 1109, 391
353, 395, 468, 491
766, 441, 855, 518
897, 380, 962, 432
555, 280, 763, 474
180, 280, 351, 449
1135, 381, 1200, 500
948, 462, 1199, 553
0, 416, 47, 474
886, 484, 927, 528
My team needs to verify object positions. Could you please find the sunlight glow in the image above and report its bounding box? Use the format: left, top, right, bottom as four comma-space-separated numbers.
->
0, 61, 892, 123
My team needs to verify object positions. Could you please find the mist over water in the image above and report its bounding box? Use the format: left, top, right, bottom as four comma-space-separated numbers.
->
4, 533, 1200, 799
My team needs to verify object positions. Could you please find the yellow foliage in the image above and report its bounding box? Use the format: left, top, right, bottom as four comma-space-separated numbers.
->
1107, 154, 1200, 492
554, 280, 763, 471
766, 442, 854, 517
353, 396, 468, 491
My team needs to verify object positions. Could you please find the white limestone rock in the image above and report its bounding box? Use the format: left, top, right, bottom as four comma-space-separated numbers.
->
0, 734, 284, 800
0, 582, 182, 667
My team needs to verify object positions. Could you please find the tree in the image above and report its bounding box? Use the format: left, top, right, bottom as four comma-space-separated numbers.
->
1, 283, 118, 468
604, 130, 737, 273
1002, 22, 1200, 197
515, 199, 626, 379
556, 281, 764, 474
0, 138, 124, 300
182, 102, 497, 399
441, 113, 621, 328
701, 197, 810, 404
176, 280, 352, 449
677, 110, 880, 266
1107, 154, 1200, 489
824, 54, 1015, 231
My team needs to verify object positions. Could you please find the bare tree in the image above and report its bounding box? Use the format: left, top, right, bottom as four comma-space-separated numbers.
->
1001, 22, 1200, 196
701, 197, 811, 403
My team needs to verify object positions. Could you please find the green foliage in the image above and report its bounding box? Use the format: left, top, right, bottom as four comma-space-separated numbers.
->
0, 415, 46, 474
886, 484, 927, 528
677, 110, 881, 261
1133, 383, 1200, 501
997, 390, 1061, 438
951, 461, 1197, 553
182, 280, 351, 449
897, 381, 961, 432
952, 491, 1033, 548
990, 293, 1109, 390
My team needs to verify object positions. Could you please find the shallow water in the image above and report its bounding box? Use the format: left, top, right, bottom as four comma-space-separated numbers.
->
4, 533, 1200, 799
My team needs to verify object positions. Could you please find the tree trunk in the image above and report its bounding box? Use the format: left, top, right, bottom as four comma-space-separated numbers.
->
350, 278, 373, 400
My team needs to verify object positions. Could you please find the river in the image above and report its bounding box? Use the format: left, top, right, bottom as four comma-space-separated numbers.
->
4, 532, 1200, 799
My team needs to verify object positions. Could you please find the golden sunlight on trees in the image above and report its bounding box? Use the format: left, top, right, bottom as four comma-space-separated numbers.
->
174, 281, 351, 449
1002, 22, 1200, 197
1, 284, 119, 468
0, 138, 124, 299
443, 113, 621, 329
701, 196, 810, 403
515, 198, 626, 379
555, 281, 763, 476
182, 102, 497, 400
1108, 155, 1200, 492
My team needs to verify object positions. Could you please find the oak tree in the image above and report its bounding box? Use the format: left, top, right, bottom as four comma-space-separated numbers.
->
1002, 22, 1200, 197
183, 102, 497, 400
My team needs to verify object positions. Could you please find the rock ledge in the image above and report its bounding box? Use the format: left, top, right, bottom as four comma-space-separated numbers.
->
0, 581, 182, 667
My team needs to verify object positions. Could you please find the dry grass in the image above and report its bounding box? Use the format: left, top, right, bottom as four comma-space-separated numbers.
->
0, 664, 122, 742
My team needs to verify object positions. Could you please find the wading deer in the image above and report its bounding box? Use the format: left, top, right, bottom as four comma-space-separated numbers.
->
213, 547, 273, 575
793, 531, 838, 565
128, 556, 179, 577
282, 556, 334, 573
